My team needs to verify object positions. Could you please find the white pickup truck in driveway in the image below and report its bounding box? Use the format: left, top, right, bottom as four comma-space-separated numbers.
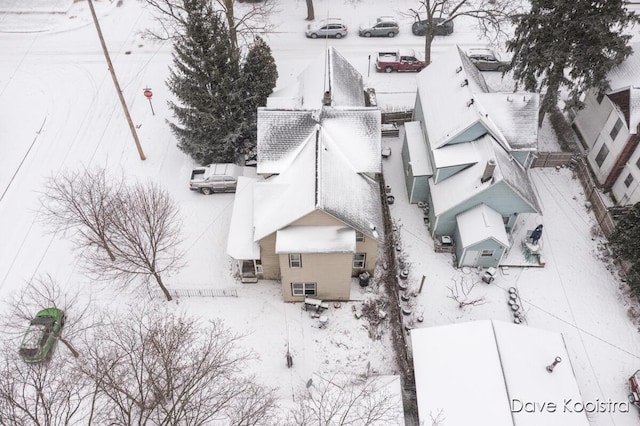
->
189, 163, 255, 195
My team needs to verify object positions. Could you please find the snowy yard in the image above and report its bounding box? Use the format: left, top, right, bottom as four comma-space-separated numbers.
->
2, 0, 640, 425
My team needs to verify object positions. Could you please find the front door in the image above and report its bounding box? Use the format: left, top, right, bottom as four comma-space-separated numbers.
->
462, 250, 479, 267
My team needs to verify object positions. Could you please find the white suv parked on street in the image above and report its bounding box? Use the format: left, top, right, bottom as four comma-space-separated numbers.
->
306, 18, 348, 39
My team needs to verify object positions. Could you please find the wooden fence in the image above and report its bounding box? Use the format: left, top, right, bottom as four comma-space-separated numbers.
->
532, 153, 616, 237
381, 110, 413, 125
531, 151, 575, 168
170, 288, 238, 298
571, 157, 617, 237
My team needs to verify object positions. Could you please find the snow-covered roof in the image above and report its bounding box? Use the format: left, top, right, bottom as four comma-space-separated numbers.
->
404, 121, 432, 176
411, 320, 590, 426
253, 115, 384, 242
416, 47, 485, 149
416, 46, 538, 152
430, 135, 540, 216
606, 42, 640, 92
257, 108, 381, 175
432, 139, 476, 169
266, 47, 365, 110
227, 176, 261, 260
275, 226, 355, 253
254, 137, 317, 241
476, 92, 539, 151
250, 47, 384, 244
456, 203, 510, 248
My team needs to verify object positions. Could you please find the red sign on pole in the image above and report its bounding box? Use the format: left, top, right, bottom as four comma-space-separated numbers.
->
143, 89, 153, 99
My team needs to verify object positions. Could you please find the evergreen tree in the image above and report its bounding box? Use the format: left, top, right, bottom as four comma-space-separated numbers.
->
610, 203, 640, 300
167, 0, 245, 164
610, 202, 640, 261
239, 36, 278, 148
507, 0, 638, 127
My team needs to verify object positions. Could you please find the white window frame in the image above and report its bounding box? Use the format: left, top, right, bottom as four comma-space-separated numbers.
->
289, 253, 302, 268
353, 253, 366, 268
355, 231, 365, 242
480, 249, 494, 257
255, 259, 263, 274
624, 173, 634, 188
292, 282, 316, 296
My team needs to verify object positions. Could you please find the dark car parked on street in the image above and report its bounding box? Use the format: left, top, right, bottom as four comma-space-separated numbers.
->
412, 16, 454, 36
359, 16, 399, 38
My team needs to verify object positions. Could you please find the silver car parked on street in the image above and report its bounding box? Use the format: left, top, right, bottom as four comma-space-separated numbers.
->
358, 16, 399, 38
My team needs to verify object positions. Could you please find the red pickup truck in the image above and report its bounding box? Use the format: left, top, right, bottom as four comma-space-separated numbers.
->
376, 49, 425, 73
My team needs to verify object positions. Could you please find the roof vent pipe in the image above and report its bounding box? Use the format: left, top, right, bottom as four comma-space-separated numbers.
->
480, 159, 496, 183
322, 91, 332, 106
460, 79, 468, 87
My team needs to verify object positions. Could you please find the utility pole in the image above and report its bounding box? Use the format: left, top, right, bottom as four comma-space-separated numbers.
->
87, 0, 146, 161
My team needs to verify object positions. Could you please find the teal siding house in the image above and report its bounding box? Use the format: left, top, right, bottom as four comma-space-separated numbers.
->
401, 47, 542, 268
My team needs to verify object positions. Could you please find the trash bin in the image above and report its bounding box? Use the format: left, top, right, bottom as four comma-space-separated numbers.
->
359, 271, 370, 287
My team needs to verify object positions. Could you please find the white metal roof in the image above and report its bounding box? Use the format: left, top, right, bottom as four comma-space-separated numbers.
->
226, 177, 260, 260
411, 320, 590, 426
404, 121, 432, 176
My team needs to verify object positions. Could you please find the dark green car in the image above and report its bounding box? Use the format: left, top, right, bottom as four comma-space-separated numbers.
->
19, 308, 65, 363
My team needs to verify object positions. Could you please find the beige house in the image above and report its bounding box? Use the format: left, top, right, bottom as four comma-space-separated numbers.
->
227, 48, 384, 302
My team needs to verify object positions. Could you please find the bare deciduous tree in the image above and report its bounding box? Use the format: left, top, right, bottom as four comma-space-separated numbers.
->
143, 0, 277, 48
41, 167, 122, 261
447, 276, 485, 308
291, 373, 403, 426
79, 306, 278, 425
42, 169, 184, 302
0, 350, 92, 426
85, 181, 184, 301
410, 0, 524, 65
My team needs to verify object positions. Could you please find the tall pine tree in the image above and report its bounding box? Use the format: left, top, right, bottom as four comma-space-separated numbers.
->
167, 0, 244, 164
507, 0, 638, 127
239, 36, 278, 148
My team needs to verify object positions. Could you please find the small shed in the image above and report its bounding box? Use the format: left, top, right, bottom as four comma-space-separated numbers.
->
454, 203, 510, 268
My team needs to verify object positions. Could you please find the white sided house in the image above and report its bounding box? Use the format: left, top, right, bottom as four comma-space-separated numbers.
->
410, 320, 590, 426
573, 42, 640, 206
401, 46, 542, 268
227, 47, 384, 302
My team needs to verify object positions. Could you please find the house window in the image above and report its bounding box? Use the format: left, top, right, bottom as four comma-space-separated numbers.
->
353, 253, 366, 268
596, 91, 605, 104
595, 144, 609, 167
291, 282, 316, 296
610, 118, 623, 141
636, 157, 640, 171
255, 259, 263, 274
289, 253, 302, 268
625, 173, 634, 188
480, 249, 494, 257
355, 231, 365, 242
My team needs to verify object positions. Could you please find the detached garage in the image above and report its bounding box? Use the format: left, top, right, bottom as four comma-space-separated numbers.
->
410, 320, 590, 426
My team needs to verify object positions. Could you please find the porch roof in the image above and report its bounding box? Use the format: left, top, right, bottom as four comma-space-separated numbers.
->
405, 121, 432, 176
226, 177, 260, 260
